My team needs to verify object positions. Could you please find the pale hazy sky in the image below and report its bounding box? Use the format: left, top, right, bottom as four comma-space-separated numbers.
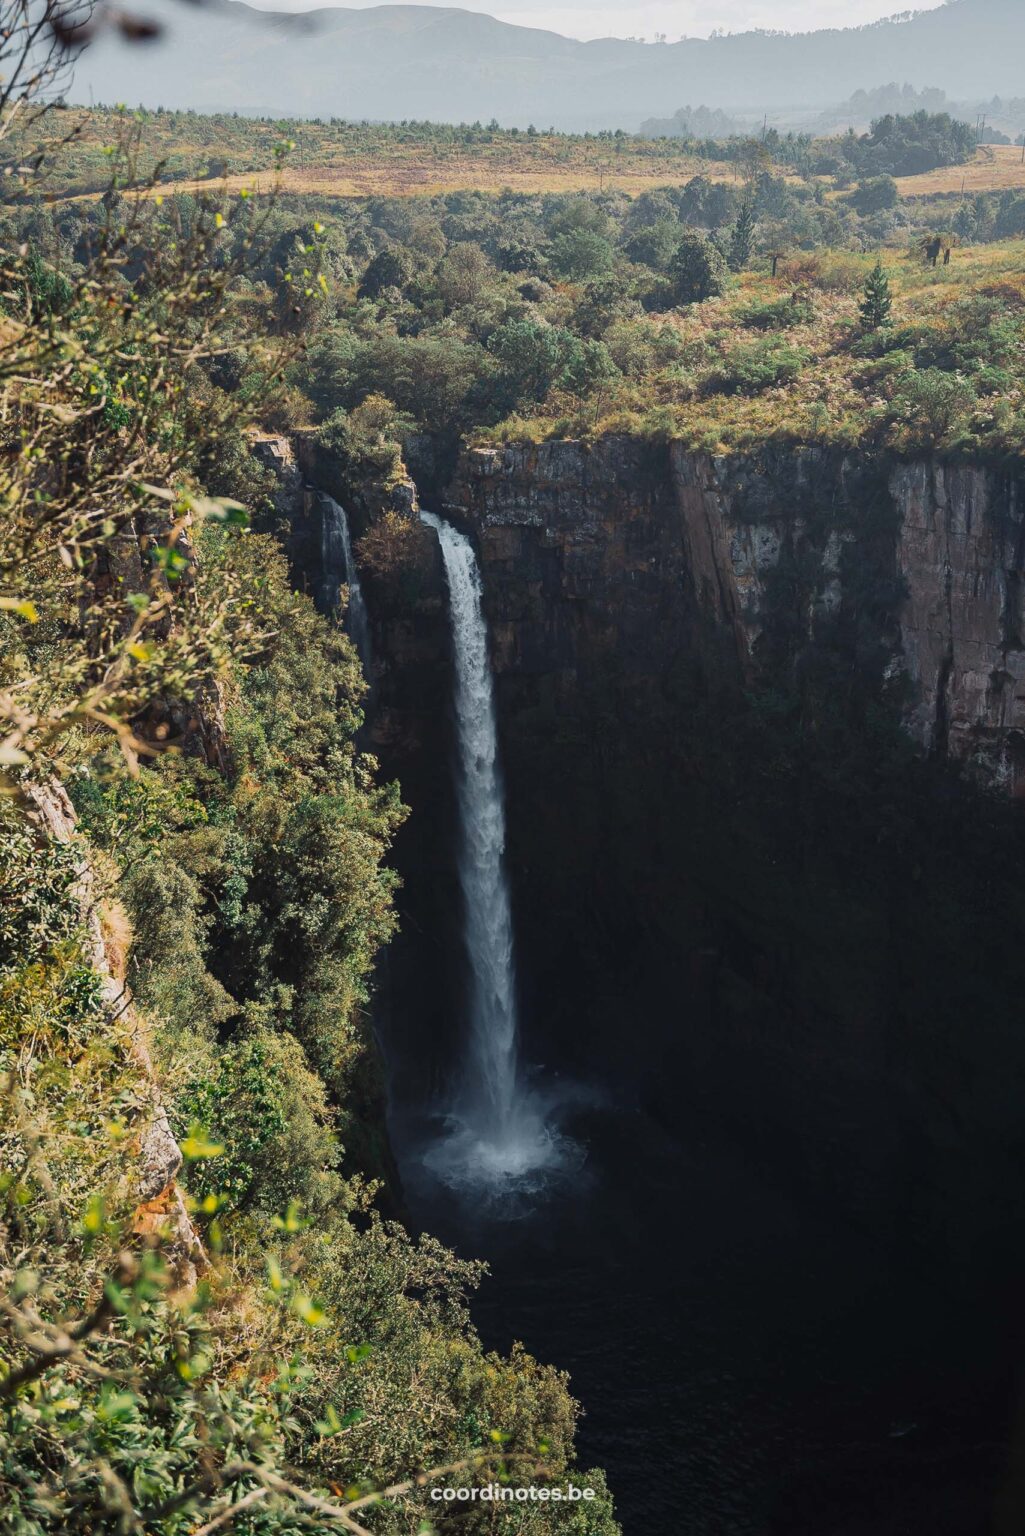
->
245, 0, 947, 42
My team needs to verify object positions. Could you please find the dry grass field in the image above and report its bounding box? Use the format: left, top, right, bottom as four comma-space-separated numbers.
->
130, 150, 748, 202
19, 107, 758, 203
76, 142, 1025, 207
26, 106, 1025, 208
896, 144, 1025, 199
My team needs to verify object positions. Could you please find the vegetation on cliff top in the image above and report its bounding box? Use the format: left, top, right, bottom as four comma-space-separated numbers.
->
479, 242, 1025, 459
9, 103, 1025, 467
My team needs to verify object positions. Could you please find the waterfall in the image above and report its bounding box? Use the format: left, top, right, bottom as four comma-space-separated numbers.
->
318, 494, 371, 669
421, 511, 519, 1127
420, 511, 571, 1194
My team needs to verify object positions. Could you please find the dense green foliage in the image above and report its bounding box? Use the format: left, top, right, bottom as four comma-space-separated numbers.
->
0, 84, 1018, 1533
7, 104, 1019, 465
1, 524, 619, 1534
815, 111, 978, 180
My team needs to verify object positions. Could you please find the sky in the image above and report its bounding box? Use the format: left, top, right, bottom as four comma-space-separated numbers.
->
244, 0, 948, 42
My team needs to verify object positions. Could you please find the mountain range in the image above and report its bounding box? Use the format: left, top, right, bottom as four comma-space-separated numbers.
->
72, 0, 1024, 132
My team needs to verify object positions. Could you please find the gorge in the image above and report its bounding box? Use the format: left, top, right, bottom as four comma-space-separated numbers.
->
16, 53, 1025, 1536
281, 430, 1025, 1533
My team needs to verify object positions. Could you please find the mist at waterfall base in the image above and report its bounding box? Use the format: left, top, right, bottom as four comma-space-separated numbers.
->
413, 512, 581, 1205
382, 516, 1014, 1533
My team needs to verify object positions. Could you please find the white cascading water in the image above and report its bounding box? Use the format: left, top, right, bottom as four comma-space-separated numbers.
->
421, 511, 568, 1193
320, 494, 372, 669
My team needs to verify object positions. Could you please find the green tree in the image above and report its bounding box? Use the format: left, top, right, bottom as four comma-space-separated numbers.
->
561, 338, 619, 402
859, 259, 893, 330
488, 317, 570, 401
357, 247, 411, 300
549, 228, 614, 281
850, 175, 900, 214
436, 241, 494, 308
669, 229, 729, 305
954, 200, 979, 241
728, 202, 756, 272
623, 218, 681, 272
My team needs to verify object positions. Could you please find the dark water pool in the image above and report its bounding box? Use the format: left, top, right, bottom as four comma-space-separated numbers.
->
401, 1091, 1017, 1535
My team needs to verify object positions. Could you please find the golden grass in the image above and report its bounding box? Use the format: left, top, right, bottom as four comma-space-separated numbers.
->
896, 145, 1025, 199
73, 141, 1019, 207
117, 154, 751, 204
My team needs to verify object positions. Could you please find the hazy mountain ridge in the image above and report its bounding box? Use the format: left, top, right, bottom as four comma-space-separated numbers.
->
74, 0, 1022, 131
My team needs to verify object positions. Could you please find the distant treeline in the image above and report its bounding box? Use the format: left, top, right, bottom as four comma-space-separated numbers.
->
639, 107, 978, 181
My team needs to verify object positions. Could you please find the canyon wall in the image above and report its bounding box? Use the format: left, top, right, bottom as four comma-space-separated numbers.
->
399, 439, 1025, 1234
443, 439, 1025, 791
279, 430, 1025, 798
275, 434, 1025, 1236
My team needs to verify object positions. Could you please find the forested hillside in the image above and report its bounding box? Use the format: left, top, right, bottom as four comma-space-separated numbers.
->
0, 43, 616, 1536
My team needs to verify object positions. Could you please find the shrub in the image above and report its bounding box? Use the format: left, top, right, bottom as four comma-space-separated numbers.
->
317, 395, 405, 479
357, 247, 411, 300
738, 293, 815, 331
549, 228, 614, 281
488, 318, 581, 403
436, 242, 495, 308
704, 337, 810, 396
787, 249, 869, 294
850, 176, 900, 215
182, 1028, 342, 1216
623, 219, 681, 272
0, 808, 83, 968
891, 367, 978, 446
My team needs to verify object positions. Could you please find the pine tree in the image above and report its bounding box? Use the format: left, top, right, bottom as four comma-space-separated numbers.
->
859, 259, 892, 330
728, 202, 756, 272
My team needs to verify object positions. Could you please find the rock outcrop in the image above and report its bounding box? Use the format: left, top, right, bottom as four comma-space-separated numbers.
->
894, 461, 1025, 779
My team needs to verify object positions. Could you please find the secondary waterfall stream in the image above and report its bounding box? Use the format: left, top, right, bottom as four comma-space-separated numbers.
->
319, 493, 371, 668
420, 511, 571, 1195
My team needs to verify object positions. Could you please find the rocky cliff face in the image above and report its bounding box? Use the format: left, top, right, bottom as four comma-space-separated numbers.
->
444, 439, 1025, 791
422, 438, 1025, 1232
276, 432, 1025, 1232
268, 431, 1025, 800
894, 461, 1025, 778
